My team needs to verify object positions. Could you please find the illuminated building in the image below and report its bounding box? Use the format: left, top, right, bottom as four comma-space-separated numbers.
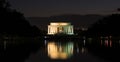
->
48, 22, 74, 35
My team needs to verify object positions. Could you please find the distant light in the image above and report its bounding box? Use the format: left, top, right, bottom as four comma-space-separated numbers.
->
44, 36, 47, 38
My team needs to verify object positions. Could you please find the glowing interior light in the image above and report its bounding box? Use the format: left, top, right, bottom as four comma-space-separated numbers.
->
48, 22, 74, 35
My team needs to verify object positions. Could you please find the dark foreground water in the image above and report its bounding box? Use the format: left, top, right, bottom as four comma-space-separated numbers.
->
4, 37, 120, 62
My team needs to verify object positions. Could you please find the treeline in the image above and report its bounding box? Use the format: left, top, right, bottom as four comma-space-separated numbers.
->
0, 0, 45, 37
85, 14, 120, 37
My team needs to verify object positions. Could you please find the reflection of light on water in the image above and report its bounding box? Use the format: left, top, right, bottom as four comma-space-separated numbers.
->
101, 40, 102, 46
81, 47, 87, 54
47, 42, 74, 59
105, 40, 109, 47
104, 39, 113, 47
81, 47, 85, 53
4, 41, 7, 50
110, 40, 112, 47
44, 40, 47, 45
100, 36, 113, 47
100, 38, 113, 47
47, 42, 58, 59
83, 40, 86, 46
77, 47, 79, 53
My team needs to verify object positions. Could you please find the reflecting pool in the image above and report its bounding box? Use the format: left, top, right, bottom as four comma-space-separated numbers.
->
4, 37, 120, 62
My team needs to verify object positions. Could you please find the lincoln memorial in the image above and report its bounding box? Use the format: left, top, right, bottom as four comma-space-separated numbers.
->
48, 22, 74, 35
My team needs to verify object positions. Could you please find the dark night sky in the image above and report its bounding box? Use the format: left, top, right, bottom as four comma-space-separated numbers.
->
8, 0, 120, 17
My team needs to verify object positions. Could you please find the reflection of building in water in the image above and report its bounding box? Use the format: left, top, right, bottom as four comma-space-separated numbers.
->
47, 42, 74, 59
100, 39, 113, 47
48, 22, 74, 35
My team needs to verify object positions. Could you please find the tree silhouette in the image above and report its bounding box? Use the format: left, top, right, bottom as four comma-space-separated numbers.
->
86, 14, 120, 37
0, 0, 45, 37
117, 8, 120, 11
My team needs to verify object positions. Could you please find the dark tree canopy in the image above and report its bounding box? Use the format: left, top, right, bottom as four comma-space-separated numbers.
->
117, 8, 120, 11
0, 0, 45, 37
86, 14, 120, 37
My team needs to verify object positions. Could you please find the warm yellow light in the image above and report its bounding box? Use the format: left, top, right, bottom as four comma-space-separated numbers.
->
50, 22, 70, 26
47, 42, 74, 59
48, 22, 74, 35
47, 42, 59, 59
59, 52, 68, 59
50, 23, 59, 25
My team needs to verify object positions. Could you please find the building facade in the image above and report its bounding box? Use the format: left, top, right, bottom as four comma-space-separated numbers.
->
48, 22, 74, 35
